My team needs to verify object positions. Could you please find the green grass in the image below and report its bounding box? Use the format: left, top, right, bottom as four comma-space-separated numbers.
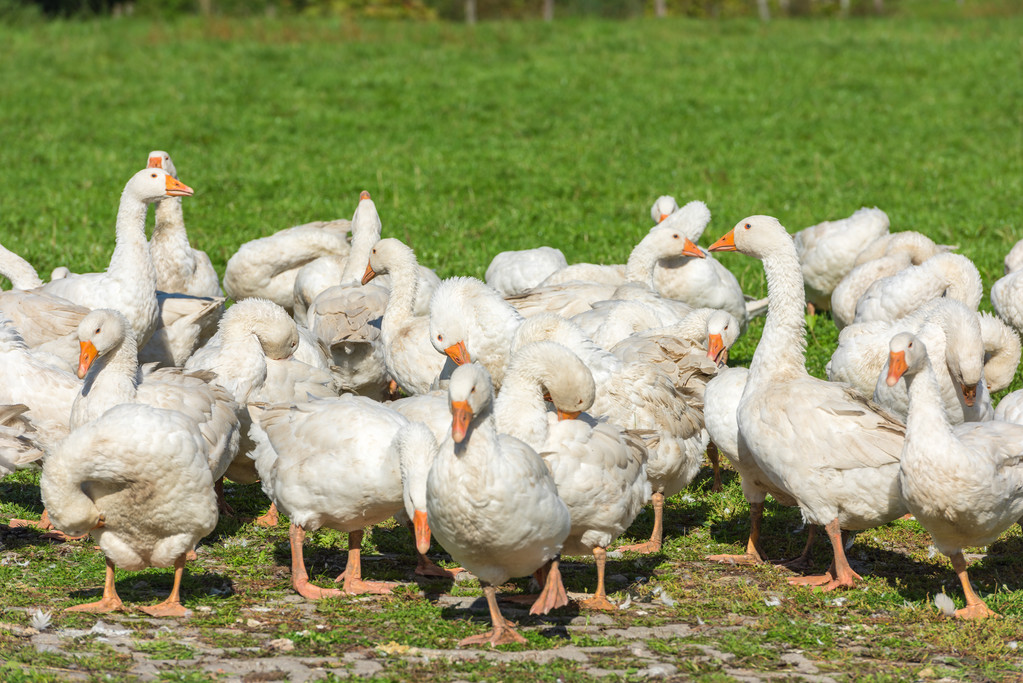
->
1, 5, 1023, 681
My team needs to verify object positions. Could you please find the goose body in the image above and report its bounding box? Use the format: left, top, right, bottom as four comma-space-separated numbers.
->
888, 332, 1023, 618
990, 239, 1023, 337
485, 246, 568, 297
709, 215, 907, 590
852, 253, 982, 326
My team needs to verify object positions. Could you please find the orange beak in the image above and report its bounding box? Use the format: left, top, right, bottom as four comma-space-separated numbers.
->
361, 263, 377, 285
556, 409, 581, 421
658, 213, 669, 223
451, 400, 473, 443
961, 383, 977, 407
886, 350, 907, 387
78, 340, 99, 379
360, 190, 371, 200
93, 514, 106, 530
147, 156, 162, 169
444, 340, 471, 366
682, 238, 705, 259
707, 333, 727, 365
412, 510, 431, 555
708, 230, 736, 252
165, 175, 194, 197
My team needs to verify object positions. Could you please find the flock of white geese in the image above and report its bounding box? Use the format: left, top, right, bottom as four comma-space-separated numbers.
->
1, 152, 1022, 645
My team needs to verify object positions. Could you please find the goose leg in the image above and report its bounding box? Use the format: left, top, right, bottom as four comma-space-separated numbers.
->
617, 492, 664, 554
579, 547, 617, 611
530, 557, 569, 615
707, 442, 723, 493
951, 552, 1000, 620
253, 502, 279, 528
66, 557, 124, 613
707, 501, 767, 565
140, 555, 189, 617
338, 530, 397, 595
214, 478, 235, 516
775, 524, 818, 570
788, 519, 860, 590
459, 584, 527, 646
289, 524, 342, 600
415, 553, 464, 579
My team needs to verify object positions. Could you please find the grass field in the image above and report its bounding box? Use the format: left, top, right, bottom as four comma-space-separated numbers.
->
1, 4, 1023, 681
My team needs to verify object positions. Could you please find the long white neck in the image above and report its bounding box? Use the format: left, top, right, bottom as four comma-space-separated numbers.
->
624, 234, 666, 284
749, 243, 809, 382
39, 455, 103, 537
979, 313, 1021, 393
218, 325, 271, 401
0, 243, 42, 290
902, 359, 957, 470
72, 335, 140, 429
341, 215, 382, 283
109, 189, 158, 292
494, 355, 551, 452
150, 197, 193, 288
380, 255, 420, 342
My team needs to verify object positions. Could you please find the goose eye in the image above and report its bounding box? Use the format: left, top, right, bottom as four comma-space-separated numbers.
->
437, 334, 443, 342
672, 233, 679, 239
94, 328, 101, 334
470, 387, 476, 394
907, 342, 913, 349
151, 173, 158, 178
744, 223, 751, 230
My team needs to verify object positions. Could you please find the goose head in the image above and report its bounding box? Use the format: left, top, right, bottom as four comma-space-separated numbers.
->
447, 363, 493, 444
886, 332, 929, 386
643, 224, 705, 260
708, 215, 790, 259
362, 237, 414, 285
221, 299, 299, 360
429, 277, 519, 368
530, 342, 595, 420
706, 309, 740, 367
395, 421, 440, 555
126, 166, 193, 203
351, 190, 382, 235
77, 309, 133, 378
146, 150, 178, 179
651, 195, 679, 224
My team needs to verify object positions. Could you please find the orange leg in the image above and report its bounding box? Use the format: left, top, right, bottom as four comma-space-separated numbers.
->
776, 525, 818, 570
289, 524, 342, 600
336, 530, 397, 595
459, 584, 528, 647
707, 501, 767, 565
579, 548, 617, 611
215, 478, 235, 516
529, 557, 569, 615
140, 555, 189, 617
787, 518, 860, 591
951, 552, 1000, 620
617, 492, 664, 554
415, 553, 464, 579
253, 502, 279, 528
66, 557, 124, 613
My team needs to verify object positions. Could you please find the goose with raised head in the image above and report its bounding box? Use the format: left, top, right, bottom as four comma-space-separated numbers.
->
38, 167, 193, 348
651, 195, 679, 224
485, 246, 568, 297
429, 277, 524, 392
510, 227, 704, 319
708, 215, 907, 590
852, 252, 983, 326
41, 402, 217, 616
793, 206, 890, 313
426, 363, 571, 646
144, 151, 221, 298
223, 217, 351, 312
829, 298, 993, 424
363, 238, 447, 395
494, 342, 650, 610
513, 313, 706, 554
831, 231, 951, 330
886, 332, 1023, 619
251, 394, 412, 598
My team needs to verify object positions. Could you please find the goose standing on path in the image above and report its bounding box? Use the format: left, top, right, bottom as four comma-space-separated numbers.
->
426, 364, 570, 646
708, 216, 907, 591
886, 332, 1023, 619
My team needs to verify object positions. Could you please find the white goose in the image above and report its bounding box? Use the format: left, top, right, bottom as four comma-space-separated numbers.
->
977, 311, 1021, 394
363, 238, 447, 395
831, 231, 950, 330
494, 342, 650, 610
512, 313, 706, 554
252, 394, 411, 598
852, 252, 983, 326
426, 363, 570, 646
887, 332, 1023, 619
651, 195, 679, 224
793, 207, 890, 313
484, 246, 568, 297
38, 167, 193, 348
41, 402, 217, 616
223, 217, 351, 311
144, 151, 222, 298
990, 237, 1023, 338
708, 215, 907, 590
